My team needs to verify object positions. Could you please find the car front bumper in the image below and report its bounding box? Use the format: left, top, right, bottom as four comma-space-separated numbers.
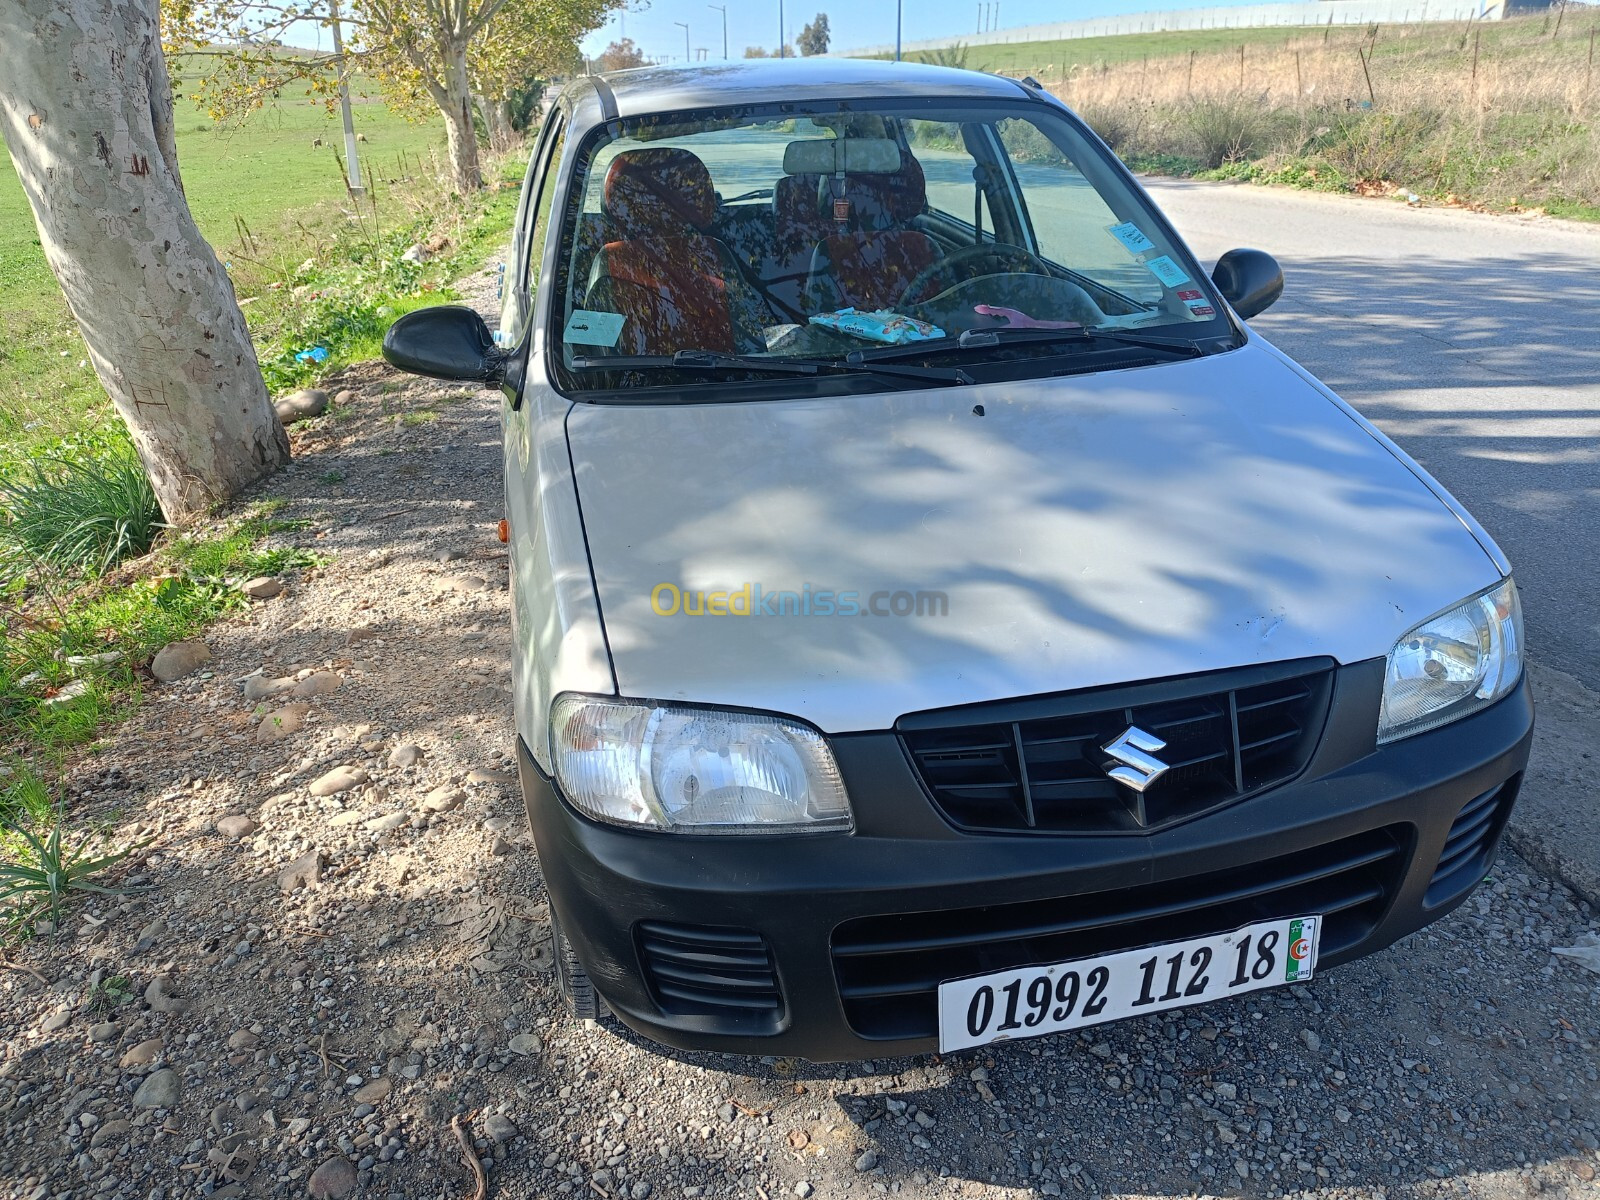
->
517, 660, 1533, 1062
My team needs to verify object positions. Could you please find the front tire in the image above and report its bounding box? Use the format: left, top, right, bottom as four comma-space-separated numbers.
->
552, 908, 602, 1021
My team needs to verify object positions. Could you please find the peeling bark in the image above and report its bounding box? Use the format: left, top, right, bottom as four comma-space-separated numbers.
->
438, 43, 483, 193
0, 0, 289, 523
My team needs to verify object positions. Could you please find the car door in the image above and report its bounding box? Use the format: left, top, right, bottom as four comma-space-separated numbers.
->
501, 109, 568, 743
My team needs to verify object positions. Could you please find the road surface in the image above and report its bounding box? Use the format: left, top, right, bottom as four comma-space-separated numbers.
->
1148, 178, 1600, 685
1148, 179, 1600, 905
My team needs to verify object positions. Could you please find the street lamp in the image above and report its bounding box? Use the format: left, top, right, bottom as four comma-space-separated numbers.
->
708, 4, 727, 59
778, 0, 785, 57
675, 19, 690, 61
895, 0, 902, 60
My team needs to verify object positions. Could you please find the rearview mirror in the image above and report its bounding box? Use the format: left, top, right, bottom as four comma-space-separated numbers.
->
1210, 249, 1284, 320
382, 305, 506, 383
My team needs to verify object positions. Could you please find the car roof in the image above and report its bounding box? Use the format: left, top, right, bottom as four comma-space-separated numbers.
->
559, 58, 1034, 129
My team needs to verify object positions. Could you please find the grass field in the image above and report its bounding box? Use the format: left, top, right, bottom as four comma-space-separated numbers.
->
0, 86, 446, 455
880, 14, 1600, 219
888, 15, 1598, 77
882, 23, 1348, 73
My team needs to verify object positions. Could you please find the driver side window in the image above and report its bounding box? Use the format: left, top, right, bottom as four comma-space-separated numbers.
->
502, 118, 566, 347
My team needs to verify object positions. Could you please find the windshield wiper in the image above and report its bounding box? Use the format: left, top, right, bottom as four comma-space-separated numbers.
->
571, 349, 972, 387
848, 325, 1206, 363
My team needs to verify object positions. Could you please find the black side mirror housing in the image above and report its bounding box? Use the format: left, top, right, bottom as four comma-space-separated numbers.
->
382, 305, 506, 383
1211, 249, 1284, 320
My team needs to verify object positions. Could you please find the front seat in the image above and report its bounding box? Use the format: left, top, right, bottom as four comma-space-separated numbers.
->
805, 155, 943, 314
763, 172, 832, 320
585, 148, 769, 356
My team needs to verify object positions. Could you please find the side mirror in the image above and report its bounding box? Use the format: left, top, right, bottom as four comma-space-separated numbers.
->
382, 305, 506, 383
1211, 249, 1284, 320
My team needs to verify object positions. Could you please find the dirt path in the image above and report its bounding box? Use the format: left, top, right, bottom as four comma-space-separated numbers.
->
2, 265, 1599, 1200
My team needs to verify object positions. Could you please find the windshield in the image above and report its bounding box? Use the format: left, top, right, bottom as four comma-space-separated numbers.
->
550, 97, 1233, 391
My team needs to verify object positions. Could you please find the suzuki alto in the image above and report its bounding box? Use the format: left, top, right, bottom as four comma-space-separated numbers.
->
382, 58, 1533, 1061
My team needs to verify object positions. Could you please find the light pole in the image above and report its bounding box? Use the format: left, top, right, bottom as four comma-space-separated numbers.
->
778, 0, 785, 57
895, 0, 902, 59
675, 20, 690, 61
708, 4, 727, 58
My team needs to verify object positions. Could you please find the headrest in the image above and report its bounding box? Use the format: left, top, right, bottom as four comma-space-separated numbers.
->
783, 137, 903, 177
603, 148, 716, 239
773, 173, 825, 228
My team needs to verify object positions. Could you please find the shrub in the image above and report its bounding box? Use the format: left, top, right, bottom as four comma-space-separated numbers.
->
0, 437, 163, 579
1180, 96, 1277, 169
924, 43, 973, 70
1073, 101, 1150, 156
1311, 109, 1443, 185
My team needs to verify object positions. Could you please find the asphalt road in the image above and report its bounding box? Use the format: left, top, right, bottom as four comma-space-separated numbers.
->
1145, 179, 1600, 686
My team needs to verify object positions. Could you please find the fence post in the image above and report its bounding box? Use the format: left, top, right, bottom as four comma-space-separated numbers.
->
1187, 47, 1196, 94
1294, 49, 1303, 103
1470, 28, 1480, 88
1238, 42, 1245, 89
1358, 45, 1376, 105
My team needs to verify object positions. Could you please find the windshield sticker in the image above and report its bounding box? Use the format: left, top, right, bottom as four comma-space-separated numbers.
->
564, 309, 626, 346
1145, 256, 1192, 288
1185, 303, 1217, 318
1107, 221, 1156, 255
1176, 289, 1204, 302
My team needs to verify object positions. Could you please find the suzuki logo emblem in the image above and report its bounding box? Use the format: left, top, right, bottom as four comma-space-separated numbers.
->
1102, 726, 1170, 793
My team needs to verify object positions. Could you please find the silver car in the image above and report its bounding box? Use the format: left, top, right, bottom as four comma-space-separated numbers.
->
384, 58, 1533, 1061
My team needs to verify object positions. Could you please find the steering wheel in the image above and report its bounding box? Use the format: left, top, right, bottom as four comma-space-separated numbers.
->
896, 242, 1052, 310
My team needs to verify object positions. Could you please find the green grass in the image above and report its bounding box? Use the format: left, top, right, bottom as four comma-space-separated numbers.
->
871, 14, 1600, 78
0, 763, 54, 828
0, 81, 444, 457
0, 433, 164, 579
875, 24, 1339, 74
1, 507, 325, 754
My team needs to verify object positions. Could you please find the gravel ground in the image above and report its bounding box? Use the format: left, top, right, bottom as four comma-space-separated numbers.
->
2, 263, 1599, 1200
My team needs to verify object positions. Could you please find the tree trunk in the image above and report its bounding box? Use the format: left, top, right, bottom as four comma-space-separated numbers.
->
476, 93, 516, 154
0, 0, 288, 523
440, 42, 483, 192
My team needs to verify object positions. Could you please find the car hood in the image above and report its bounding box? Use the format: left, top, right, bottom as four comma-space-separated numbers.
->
565, 341, 1500, 733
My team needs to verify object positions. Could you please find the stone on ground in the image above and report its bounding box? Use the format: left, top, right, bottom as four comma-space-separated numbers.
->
151, 640, 211, 682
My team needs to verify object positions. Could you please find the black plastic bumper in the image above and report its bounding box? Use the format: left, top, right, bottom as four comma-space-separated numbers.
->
518, 661, 1533, 1062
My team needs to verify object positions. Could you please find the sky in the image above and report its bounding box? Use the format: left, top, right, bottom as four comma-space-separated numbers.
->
580, 0, 1280, 62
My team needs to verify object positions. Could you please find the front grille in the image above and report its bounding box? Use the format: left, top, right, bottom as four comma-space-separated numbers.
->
1425, 779, 1516, 907
832, 825, 1409, 1041
636, 921, 783, 1031
899, 660, 1334, 833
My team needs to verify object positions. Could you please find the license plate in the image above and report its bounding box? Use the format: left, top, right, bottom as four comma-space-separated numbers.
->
937, 916, 1320, 1053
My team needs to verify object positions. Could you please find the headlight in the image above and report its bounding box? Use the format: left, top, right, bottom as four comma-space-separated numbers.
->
1378, 578, 1523, 745
549, 695, 853, 834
